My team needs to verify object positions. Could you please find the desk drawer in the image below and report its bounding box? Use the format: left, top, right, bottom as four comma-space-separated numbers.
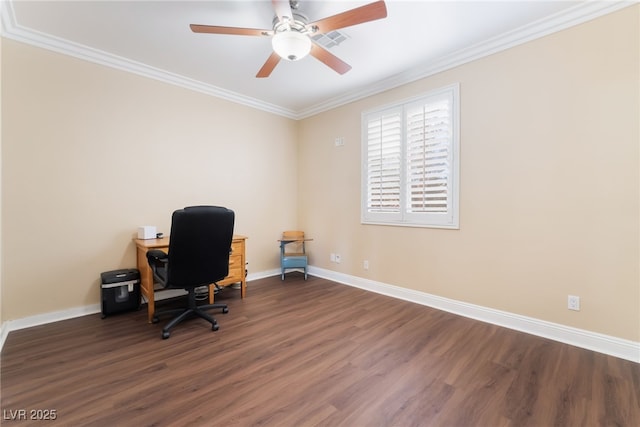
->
225, 266, 243, 282
227, 255, 243, 279
230, 239, 243, 255
229, 253, 242, 268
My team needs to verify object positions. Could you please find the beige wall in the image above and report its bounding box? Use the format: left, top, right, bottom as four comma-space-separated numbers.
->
0, 36, 3, 331
2, 6, 638, 344
1, 39, 298, 321
298, 6, 639, 342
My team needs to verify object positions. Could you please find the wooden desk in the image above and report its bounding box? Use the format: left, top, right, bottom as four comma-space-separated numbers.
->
134, 235, 247, 323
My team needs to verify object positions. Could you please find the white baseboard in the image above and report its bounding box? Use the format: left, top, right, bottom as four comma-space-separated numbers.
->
3, 267, 638, 363
247, 269, 281, 281
0, 303, 102, 353
308, 266, 640, 363
0, 322, 11, 354
0, 272, 278, 352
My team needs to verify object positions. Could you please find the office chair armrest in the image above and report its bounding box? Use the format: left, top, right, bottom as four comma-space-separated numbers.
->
146, 249, 168, 264
146, 249, 169, 285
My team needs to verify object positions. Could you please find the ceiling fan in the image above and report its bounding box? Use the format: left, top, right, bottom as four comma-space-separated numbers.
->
190, 0, 388, 78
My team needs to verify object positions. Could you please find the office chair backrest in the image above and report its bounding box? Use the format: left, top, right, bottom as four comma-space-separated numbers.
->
167, 206, 235, 289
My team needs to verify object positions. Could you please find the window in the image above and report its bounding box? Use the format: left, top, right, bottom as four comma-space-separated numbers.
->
361, 84, 459, 228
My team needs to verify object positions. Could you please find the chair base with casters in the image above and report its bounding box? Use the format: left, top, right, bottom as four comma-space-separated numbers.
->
152, 287, 228, 340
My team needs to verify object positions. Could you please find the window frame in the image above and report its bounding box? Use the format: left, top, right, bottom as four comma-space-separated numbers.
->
361, 83, 460, 229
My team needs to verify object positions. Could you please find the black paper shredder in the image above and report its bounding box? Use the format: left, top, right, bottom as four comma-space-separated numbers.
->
100, 269, 141, 318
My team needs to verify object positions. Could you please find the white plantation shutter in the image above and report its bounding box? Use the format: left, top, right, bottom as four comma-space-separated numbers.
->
366, 108, 402, 215
405, 93, 452, 215
362, 84, 459, 228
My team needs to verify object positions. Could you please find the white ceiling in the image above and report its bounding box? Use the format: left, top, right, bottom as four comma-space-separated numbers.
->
1, 1, 632, 118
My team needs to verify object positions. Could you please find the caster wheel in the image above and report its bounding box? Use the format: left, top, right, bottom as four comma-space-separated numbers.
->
212, 323, 219, 331
222, 307, 229, 314
152, 316, 159, 324
162, 331, 170, 339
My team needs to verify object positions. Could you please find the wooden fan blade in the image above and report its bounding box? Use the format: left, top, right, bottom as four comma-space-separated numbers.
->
256, 52, 282, 78
308, 1, 387, 34
272, 0, 293, 23
310, 43, 352, 75
190, 24, 271, 37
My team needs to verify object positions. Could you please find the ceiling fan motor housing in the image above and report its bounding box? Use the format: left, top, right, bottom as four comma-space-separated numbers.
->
190, 1, 388, 77
272, 30, 311, 61
271, 11, 312, 61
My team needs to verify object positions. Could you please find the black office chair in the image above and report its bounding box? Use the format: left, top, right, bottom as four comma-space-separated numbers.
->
146, 206, 235, 339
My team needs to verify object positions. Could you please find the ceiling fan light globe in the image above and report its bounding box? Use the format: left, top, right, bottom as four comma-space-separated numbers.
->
272, 31, 311, 61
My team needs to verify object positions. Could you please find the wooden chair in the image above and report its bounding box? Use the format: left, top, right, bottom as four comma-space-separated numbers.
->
279, 231, 309, 280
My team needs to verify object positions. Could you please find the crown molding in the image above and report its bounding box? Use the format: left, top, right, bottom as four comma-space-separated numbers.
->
0, 0, 298, 119
296, 0, 637, 118
1, 0, 637, 120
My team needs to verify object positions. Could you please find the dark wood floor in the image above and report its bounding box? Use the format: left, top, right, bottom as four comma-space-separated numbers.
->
2, 274, 639, 426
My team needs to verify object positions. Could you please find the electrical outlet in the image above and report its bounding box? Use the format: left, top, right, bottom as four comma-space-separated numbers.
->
335, 254, 341, 263
363, 260, 369, 270
330, 253, 336, 262
568, 295, 580, 311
